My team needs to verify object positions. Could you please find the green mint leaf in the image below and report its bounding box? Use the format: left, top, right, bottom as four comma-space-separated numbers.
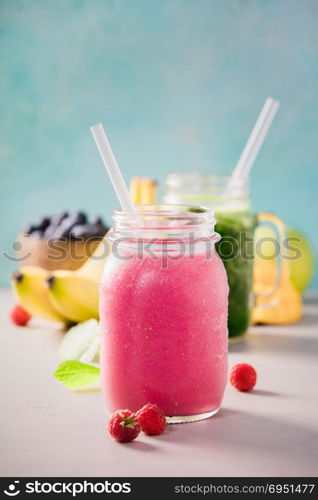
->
54, 360, 100, 389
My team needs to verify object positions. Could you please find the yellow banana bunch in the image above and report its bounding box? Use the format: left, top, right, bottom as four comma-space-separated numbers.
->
11, 238, 110, 324
11, 266, 68, 323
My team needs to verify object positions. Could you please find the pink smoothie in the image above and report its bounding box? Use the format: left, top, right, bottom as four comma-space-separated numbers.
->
100, 247, 228, 417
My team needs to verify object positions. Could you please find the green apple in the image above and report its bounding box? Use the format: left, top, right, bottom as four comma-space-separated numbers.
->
287, 227, 315, 292
254, 225, 277, 260
254, 224, 315, 291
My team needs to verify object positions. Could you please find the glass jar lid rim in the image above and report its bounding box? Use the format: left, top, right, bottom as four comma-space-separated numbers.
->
113, 203, 215, 221
166, 170, 249, 187
110, 204, 217, 240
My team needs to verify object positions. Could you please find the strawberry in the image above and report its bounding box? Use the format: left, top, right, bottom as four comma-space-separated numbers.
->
10, 305, 31, 326
230, 363, 257, 392
136, 403, 166, 435
108, 409, 141, 443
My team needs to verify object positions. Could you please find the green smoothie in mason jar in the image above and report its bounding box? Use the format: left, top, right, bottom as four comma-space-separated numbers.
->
215, 208, 257, 338
164, 171, 257, 339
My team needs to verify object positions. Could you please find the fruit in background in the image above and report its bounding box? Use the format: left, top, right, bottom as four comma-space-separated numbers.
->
253, 214, 302, 325
253, 254, 302, 325
10, 304, 32, 326
11, 266, 68, 322
254, 225, 315, 291
46, 235, 110, 322
43, 211, 72, 238
254, 225, 277, 260
287, 227, 315, 292
16, 211, 109, 272
51, 212, 87, 239
46, 271, 99, 323
11, 237, 110, 324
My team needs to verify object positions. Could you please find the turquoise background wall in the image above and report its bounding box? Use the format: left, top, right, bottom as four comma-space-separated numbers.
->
0, 0, 317, 287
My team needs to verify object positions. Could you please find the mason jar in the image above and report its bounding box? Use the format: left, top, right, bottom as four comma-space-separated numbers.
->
99, 204, 229, 423
164, 172, 282, 340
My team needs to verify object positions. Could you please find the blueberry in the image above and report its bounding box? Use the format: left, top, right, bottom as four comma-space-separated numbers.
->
44, 212, 69, 238
52, 224, 73, 239
51, 211, 69, 227
52, 212, 87, 239
43, 225, 55, 238
70, 224, 97, 239
38, 217, 51, 232
40, 211, 102, 240
90, 216, 109, 235
63, 212, 86, 228
91, 216, 103, 225
23, 224, 37, 235
71, 212, 87, 225
30, 230, 43, 238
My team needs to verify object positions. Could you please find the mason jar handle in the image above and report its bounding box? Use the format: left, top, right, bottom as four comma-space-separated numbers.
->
254, 212, 285, 307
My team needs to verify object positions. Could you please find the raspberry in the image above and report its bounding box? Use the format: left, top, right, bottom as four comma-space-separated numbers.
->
108, 409, 141, 443
136, 403, 166, 435
10, 305, 31, 326
230, 363, 257, 392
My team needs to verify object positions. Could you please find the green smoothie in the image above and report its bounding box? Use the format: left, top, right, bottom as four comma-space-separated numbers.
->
165, 172, 257, 339
215, 210, 257, 338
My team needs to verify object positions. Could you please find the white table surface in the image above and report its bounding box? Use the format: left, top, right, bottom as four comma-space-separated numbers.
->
1, 289, 317, 477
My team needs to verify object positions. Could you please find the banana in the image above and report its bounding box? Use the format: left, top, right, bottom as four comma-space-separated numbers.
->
46, 270, 99, 323
77, 236, 111, 281
11, 266, 67, 322
11, 235, 111, 324
129, 177, 142, 204
129, 177, 157, 204
45, 236, 111, 323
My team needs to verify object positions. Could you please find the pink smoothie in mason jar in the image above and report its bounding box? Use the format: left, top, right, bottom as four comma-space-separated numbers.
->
100, 205, 228, 422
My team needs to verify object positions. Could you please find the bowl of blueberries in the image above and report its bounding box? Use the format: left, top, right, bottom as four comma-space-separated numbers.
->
16, 211, 109, 271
